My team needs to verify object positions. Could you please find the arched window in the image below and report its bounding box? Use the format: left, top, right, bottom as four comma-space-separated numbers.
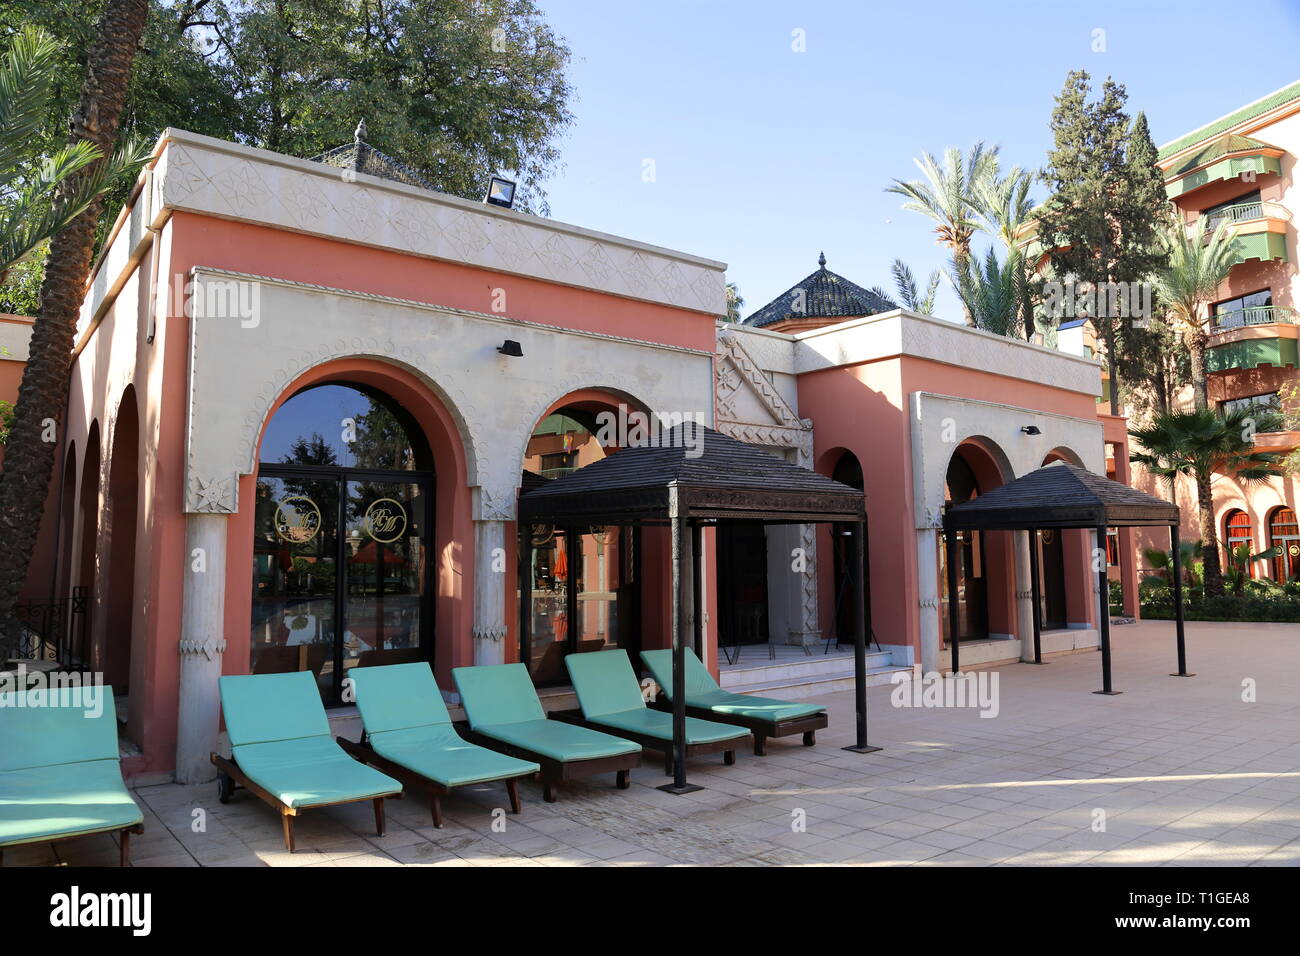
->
252, 383, 434, 704
1269, 507, 1299, 583
1224, 509, 1254, 578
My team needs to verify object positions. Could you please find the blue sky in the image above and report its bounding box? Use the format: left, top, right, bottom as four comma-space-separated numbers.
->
533, 0, 1300, 322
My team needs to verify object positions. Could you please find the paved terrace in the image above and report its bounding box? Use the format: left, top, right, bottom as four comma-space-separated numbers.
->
7, 621, 1299, 867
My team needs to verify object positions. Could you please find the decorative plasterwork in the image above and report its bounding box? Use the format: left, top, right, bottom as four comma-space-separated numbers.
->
182, 269, 713, 517
155, 130, 727, 315
909, 391, 1105, 531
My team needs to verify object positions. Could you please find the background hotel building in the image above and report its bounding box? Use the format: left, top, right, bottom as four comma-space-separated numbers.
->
1152, 81, 1300, 583
0, 128, 1131, 782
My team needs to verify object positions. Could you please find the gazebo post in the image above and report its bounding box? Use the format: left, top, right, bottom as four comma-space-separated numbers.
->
659, 486, 700, 794
692, 522, 704, 661
843, 514, 880, 754
1027, 528, 1044, 664
1169, 523, 1194, 677
944, 526, 960, 675
1093, 524, 1120, 695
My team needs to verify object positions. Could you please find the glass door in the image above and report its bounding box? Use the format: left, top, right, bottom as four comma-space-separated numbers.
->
342, 479, 428, 689
251, 476, 340, 700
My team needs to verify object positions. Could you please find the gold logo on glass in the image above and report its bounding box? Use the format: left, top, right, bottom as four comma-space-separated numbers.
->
274, 496, 322, 544
364, 498, 407, 543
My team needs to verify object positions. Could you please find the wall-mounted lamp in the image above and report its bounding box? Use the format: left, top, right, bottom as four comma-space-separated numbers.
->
1020, 425, 1041, 436
497, 339, 523, 357
485, 176, 516, 209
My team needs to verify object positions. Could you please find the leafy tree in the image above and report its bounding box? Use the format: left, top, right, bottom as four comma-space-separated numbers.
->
1130, 407, 1286, 597
0, 0, 151, 647
1038, 73, 1172, 415
1149, 216, 1238, 411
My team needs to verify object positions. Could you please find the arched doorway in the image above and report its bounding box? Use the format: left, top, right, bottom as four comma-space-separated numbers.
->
520, 396, 641, 685
103, 387, 139, 692
829, 451, 864, 646
1224, 509, 1254, 578
942, 451, 987, 642
73, 423, 100, 670
250, 383, 435, 704
1269, 507, 1299, 582
1035, 453, 1075, 629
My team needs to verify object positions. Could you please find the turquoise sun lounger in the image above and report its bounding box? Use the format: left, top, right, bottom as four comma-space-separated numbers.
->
0, 685, 143, 866
339, 663, 539, 827
452, 662, 641, 802
211, 671, 401, 852
640, 648, 827, 755
557, 650, 749, 774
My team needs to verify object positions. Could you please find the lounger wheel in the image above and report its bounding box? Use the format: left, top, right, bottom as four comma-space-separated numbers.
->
723, 750, 736, 766
616, 769, 630, 790
803, 731, 816, 746
217, 771, 234, 804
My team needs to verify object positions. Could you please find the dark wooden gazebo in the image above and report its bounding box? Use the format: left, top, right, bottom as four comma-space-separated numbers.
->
943, 463, 1189, 694
519, 422, 879, 793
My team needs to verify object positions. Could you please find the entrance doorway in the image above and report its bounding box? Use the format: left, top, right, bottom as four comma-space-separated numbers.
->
1036, 528, 1067, 629
251, 384, 434, 705
941, 452, 988, 642
716, 523, 769, 655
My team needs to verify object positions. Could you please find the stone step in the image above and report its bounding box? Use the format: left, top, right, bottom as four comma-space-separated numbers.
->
724, 663, 912, 700
719, 650, 894, 688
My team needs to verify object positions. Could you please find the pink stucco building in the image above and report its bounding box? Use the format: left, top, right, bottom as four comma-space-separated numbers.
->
2, 128, 1135, 782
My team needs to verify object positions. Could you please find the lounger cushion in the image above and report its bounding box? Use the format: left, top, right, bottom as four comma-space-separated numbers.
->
219, 672, 330, 747
0, 759, 143, 847
0, 685, 120, 772
232, 736, 400, 809
640, 649, 824, 722
350, 663, 450, 735
0, 686, 142, 848
474, 719, 640, 763
452, 664, 547, 727
368, 725, 538, 788
563, 650, 647, 717
586, 708, 747, 745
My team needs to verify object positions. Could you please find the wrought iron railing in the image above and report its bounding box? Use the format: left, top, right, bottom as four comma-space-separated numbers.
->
1212, 305, 1297, 331
4, 586, 88, 671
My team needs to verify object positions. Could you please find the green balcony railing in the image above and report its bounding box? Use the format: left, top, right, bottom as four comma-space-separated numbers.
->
1204, 201, 1264, 231
1212, 305, 1297, 331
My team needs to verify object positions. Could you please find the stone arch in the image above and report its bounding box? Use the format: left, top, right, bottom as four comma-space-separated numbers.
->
943, 437, 1015, 643
102, 386, 139, 691
1043, 446, 1085, 467
74, 421, 101, 668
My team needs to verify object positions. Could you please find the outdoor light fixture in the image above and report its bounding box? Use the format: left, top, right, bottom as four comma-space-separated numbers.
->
497, 339, 523, 357
485, 176, 516, 209
1020, 425, 1041, 436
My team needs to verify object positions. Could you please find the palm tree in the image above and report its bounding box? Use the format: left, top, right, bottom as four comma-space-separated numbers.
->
724, 282, 744, 322
889, 258, 941, 314
975, 164, 1037, 340
1130, 407, 1286, 597
886, 144, 998, 324
0, 0, 152, 645
1149, 216, 1237, 410
952, 245, 1026, 339
0, 28, 147, 283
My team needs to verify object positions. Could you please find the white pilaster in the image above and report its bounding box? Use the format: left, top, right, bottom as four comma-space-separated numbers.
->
176, 513, 228, 784
473, 520, 508, 665
917, 528, 941, 674
1015, 531, 1035, 662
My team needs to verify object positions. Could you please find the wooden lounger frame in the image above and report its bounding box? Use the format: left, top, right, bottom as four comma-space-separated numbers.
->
454, 723, 641, 803
210, 752, 389, 853
647, 698, 827, 755
0, 821, 143, 868
336, 735, 523, 828
547, 709, 748, 775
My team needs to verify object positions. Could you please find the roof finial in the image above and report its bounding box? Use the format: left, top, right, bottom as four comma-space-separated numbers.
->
354, 118, 367, 143
818, 251, 826, 268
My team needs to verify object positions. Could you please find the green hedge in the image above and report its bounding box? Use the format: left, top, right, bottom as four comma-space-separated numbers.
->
1142, 593, 1300, 623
